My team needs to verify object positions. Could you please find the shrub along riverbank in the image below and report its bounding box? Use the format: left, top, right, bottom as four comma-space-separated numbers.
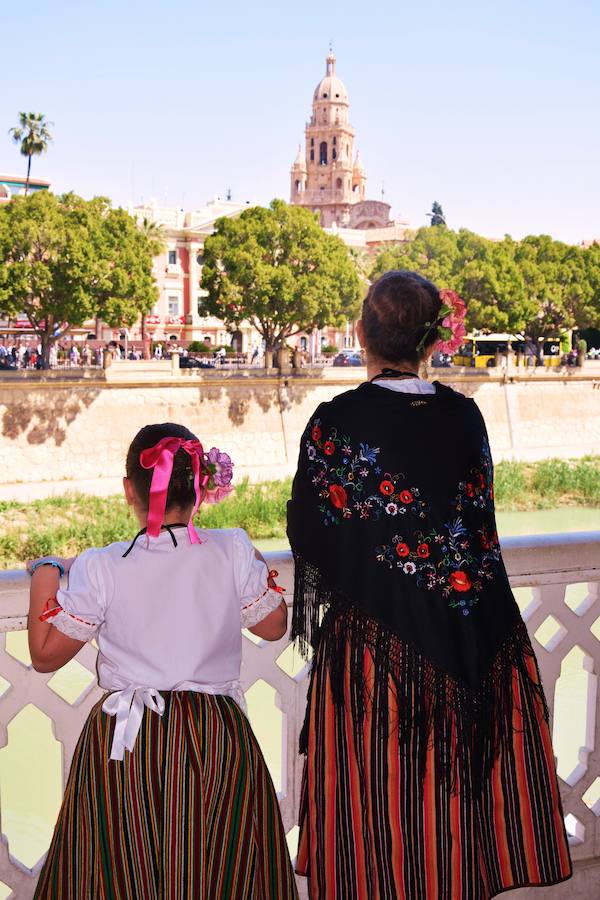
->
0, 457, 598, 569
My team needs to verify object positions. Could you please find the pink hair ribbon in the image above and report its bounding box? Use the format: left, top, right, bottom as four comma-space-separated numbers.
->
139, 437, 210, 544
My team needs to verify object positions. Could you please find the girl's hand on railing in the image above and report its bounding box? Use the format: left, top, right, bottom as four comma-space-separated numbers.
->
26, 556, 76, 576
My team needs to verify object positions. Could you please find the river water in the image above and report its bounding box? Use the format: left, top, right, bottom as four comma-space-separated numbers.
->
1, 507, 598, 879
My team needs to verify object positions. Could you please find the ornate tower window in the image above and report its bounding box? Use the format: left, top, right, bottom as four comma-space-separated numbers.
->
336, 178, 342, 189
310, 149, 314, 161
332, 148, 337, 160
333, 136, 337, 144
319, 142, 328, 165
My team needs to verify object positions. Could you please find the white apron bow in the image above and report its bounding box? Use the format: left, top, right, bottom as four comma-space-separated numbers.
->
102, 687, 165, 761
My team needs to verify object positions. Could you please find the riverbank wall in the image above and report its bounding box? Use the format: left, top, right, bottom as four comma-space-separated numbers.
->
0, 364, 598, 499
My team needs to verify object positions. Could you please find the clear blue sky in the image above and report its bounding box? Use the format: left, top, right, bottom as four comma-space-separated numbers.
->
2, 0, 598, 243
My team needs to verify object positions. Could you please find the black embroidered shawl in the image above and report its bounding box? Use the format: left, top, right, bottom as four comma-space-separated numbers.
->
287, 381, 546, 787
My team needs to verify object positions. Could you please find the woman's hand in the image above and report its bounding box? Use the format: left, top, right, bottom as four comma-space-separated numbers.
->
26, 556, 76, 576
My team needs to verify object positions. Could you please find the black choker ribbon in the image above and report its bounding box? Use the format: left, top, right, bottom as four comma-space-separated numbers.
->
122, 523, 189, 558
370, 368, 419, 382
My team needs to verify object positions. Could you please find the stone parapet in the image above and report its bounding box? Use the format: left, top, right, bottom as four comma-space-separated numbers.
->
0, 367, 597, 499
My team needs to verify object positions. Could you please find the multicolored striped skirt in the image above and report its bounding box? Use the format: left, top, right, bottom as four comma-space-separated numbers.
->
34, 692, 298, 900
296, 615, 572, 899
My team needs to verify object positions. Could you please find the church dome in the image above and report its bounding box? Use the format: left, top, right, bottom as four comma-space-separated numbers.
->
313, 52, 348, 104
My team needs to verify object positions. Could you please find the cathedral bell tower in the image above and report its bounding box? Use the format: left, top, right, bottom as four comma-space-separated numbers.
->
290, 51, 363, 227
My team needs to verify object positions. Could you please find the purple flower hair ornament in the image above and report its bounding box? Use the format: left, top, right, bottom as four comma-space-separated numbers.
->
203, 447, 234, 504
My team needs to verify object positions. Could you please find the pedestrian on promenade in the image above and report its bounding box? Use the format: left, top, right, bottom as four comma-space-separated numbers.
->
27, 422, 298, 900
288, 271, 571, 900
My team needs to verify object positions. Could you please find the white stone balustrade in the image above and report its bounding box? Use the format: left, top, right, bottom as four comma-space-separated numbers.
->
0, 533, 599, 899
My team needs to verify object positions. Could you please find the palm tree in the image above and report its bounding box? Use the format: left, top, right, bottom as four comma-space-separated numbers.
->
9, 112, 53, 195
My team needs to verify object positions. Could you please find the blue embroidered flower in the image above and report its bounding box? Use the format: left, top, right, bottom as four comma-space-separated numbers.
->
359, 443, 380, 465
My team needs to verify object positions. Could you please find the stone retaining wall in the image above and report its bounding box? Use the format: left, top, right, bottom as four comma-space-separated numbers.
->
0, 366, 598, 499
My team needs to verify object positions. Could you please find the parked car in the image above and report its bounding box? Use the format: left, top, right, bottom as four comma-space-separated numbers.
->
179, 356, 215, 369
333, 349, 363, 367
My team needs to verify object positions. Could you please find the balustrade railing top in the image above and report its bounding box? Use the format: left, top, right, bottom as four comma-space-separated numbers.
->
0, 532, 599, 899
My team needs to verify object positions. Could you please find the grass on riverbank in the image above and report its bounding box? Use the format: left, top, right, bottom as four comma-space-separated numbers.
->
0, 457, 598, 569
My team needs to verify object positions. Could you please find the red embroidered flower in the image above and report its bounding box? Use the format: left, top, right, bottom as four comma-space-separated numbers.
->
478, 472, 486, 490
328, 484, 347, 509
449, 571, 472, 592
399, 490, 413, 504
323, 440, 335, 456
379, 479, 394, 496
417, 543, 430, 558
395, 542, 410, 558
480, 535, 490, 550
311, 425, 322, 442
465, 483, 476, 498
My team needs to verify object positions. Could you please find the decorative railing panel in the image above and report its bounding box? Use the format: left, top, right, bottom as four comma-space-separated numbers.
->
0, 533, 598, 899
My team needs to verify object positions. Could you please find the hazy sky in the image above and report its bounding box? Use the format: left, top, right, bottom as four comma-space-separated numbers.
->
2, 0, 598, 243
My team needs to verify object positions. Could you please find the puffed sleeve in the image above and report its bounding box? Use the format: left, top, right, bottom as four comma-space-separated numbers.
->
234, 529, 285, 629
48, 549, 108, 642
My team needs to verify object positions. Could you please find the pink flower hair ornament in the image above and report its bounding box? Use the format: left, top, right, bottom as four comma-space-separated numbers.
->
139, 437, 234, 542
416, 289, 467, 355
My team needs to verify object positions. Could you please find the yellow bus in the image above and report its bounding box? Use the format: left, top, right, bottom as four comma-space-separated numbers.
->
452, 334, 564, 368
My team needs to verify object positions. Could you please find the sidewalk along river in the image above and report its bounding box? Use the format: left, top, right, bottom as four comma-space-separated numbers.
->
0, 506, 598, 878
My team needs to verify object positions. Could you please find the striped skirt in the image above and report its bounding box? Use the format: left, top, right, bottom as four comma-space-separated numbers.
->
35, 692, 298, 900
296, 620, 572, 899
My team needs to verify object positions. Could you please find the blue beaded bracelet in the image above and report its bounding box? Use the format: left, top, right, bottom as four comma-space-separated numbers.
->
29, 560, 65, 578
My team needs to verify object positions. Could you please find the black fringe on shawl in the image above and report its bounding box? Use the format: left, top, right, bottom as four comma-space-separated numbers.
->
292, 553, 549, 798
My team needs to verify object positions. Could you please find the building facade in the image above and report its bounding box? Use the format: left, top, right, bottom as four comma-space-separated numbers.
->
0, 174, 51, 204
127, 198, 262, 351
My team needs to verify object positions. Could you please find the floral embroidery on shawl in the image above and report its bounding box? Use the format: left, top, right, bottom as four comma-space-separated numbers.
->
306, 420, 500, 615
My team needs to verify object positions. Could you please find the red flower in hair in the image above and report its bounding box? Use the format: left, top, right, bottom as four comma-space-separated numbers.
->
379, 479, 394, 496
399, 490, 414, 504
328, 484, 347, 509
311, 425, 322, 442
449, 571, 472, 592
323, 441, 335, 456
395, 542, 410, 558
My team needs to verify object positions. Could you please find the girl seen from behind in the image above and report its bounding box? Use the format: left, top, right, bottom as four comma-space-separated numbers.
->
28, 422, 298, 900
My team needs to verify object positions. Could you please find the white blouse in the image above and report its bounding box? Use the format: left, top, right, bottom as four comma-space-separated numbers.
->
49, 527, 283, 760
373, 377, 436, 394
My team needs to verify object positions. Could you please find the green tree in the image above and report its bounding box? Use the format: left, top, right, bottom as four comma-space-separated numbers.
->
201, 199, 361, 350
427, 201, 446, 227
8, 112, 53, 195
0, 192, 158, 367
370, 227, 600, 339
514, 235, 600, 342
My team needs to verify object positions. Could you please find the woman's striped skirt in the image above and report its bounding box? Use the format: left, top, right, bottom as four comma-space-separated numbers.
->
34, 692, 298, 900
296, 617, 572, 900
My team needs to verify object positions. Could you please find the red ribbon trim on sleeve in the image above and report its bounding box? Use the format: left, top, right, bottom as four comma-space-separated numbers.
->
268, 570, 285, 594
39, 597, 94, 626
